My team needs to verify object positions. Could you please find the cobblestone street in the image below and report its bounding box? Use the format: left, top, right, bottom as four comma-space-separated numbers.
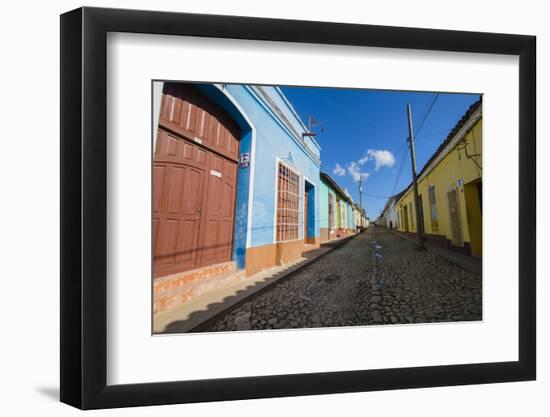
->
196, 227, 482, 332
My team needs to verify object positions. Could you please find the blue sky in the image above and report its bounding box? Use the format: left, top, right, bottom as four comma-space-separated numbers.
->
280, 86, 481, 219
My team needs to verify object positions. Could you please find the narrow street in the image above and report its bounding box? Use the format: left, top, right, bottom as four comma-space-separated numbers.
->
196, 227, 482, 332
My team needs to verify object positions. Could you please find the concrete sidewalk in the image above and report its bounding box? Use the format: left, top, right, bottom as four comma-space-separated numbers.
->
384, 227, 482, 276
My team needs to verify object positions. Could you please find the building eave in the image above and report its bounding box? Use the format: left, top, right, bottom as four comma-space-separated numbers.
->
320, 172, 353, 204
246, 85, 322, 167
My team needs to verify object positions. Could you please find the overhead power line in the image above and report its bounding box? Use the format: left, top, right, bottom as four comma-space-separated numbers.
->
415, 127, 452, 140
390, 142, 408, 196
382, 93, 440, 199
363, 191, 401, 199
356, 94, 441, 207
415, 93, 440, 137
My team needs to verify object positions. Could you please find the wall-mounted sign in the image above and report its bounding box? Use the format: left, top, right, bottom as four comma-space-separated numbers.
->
210, 170, 222, 178
240, 152, 250, 168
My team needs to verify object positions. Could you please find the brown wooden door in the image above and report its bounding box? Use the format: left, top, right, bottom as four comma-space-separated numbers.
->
153, 129, 208, 276
447, 188, 464, 246
159, 83, 239, 163
197, 153, 238, 268
153, 84, 240, 278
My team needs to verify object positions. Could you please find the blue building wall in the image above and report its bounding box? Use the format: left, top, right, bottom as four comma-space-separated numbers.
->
198, 84, 322, 269
232, 130, 253, 269
195, 84, 255, 270
268, 88, 322, 159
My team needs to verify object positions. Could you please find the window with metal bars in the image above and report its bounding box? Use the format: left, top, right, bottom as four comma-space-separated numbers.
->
276, 163, 301, 242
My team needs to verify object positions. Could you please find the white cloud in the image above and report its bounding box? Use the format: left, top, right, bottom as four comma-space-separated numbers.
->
333, 163, 346, 176
347, 161, 370, 182
357, 155, 370, 166
365, 149, 395, 171
334, 150, 394, 183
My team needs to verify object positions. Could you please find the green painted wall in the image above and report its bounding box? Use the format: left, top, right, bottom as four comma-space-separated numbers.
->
319, 179, 329, 228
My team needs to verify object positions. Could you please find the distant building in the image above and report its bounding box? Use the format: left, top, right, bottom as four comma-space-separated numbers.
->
319, 172, 367, 242
353, 203, 368, 230
380, 190, 405, 230
394, 100, 482, 256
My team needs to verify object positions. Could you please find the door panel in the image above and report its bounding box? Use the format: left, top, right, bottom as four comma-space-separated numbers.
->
159, 84, 240, 162
153, 157, 205, 273
197, 153, 237, 268
153, 165, 166, 214
154, 84, 240, 278
164, 166, 185, 214
175, 220, 199, 263
154, 133, 240, 277
181, 169, 202, 215
155, 219, 180, 266
447, 188, 464, 246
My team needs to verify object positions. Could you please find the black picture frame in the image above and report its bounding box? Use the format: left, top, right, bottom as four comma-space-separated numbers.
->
60, 6, 536, 410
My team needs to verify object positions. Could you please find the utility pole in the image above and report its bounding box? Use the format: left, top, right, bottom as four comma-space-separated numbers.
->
358, 178, 364, 231
359, 178, 363, 212
407, 104, 425, 249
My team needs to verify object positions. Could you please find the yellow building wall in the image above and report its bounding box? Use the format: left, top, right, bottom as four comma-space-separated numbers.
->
395, 119, 482, 253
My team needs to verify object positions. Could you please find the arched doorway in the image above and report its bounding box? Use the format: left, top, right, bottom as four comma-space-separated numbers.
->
153, 83, 241, 278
